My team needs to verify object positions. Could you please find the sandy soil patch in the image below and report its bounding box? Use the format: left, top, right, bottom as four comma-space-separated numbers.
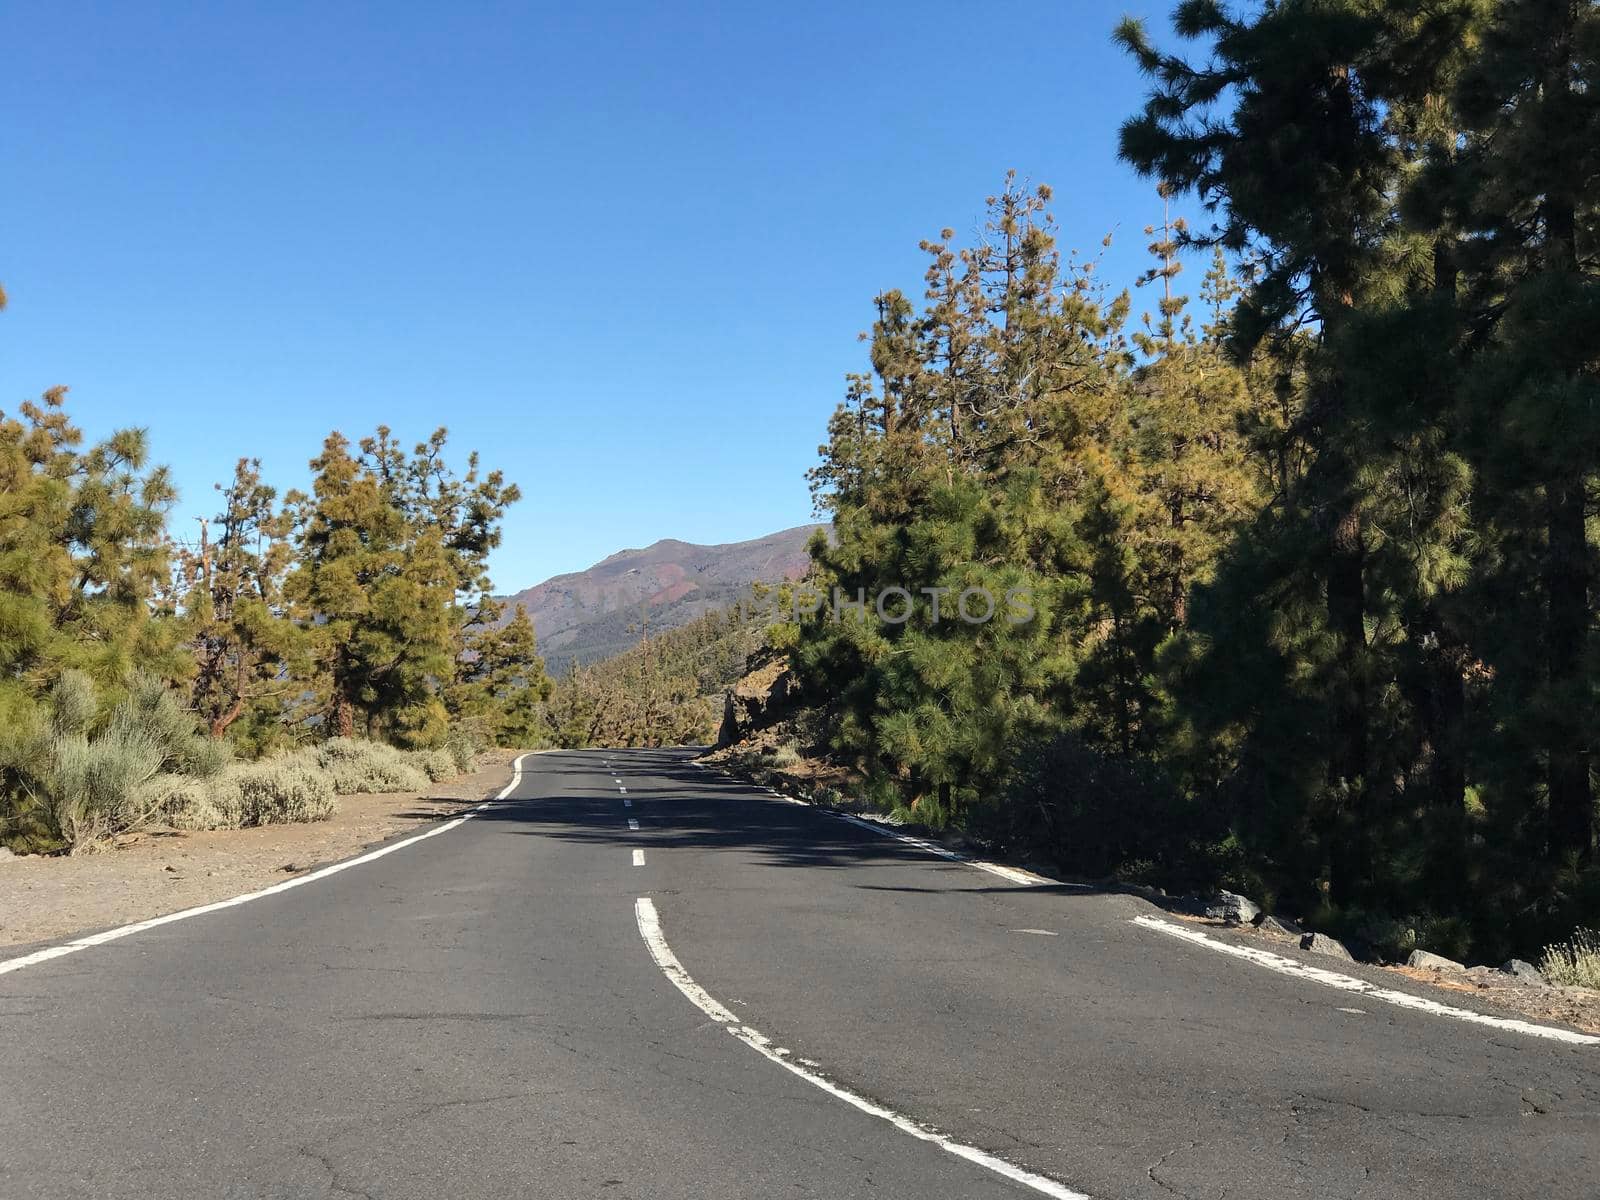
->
0, 750, 518, 950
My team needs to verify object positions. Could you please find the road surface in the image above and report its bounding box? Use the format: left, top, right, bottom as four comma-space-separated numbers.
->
2, 748, 1597, 1198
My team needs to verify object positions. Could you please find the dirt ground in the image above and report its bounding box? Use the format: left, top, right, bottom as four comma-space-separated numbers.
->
0, 750, 518, 950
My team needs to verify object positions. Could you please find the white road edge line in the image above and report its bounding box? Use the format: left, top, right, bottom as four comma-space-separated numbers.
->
0, 752, 538, 978
634, 898, 1090, 1199
632, 849, 646, 867
829, 812, 1065, 888
698, 752, 1061, 888
1131, 915, 1600, 1047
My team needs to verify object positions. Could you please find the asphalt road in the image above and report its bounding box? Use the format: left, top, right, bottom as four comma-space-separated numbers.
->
3, 748, 1597, 1199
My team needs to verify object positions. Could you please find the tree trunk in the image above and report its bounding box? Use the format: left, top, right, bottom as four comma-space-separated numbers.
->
333, 691, 355, 739
209, 696, 246, 739
1545, 475, 1592, 862
1326, 484, 1369, 906
1538, 23, 1588, 861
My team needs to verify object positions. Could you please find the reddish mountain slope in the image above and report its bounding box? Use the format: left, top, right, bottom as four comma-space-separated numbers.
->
499, 524, 822, 669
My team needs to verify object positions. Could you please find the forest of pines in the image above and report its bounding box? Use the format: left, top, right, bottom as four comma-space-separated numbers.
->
791, 0, 1600, 961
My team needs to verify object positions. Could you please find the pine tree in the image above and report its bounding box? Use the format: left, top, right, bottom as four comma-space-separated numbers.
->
286, 433, 456, 744
453, 603, 553, 746
178, 459, 305, 743
0, 389, 182, 844
801, 180, 1125, 819
1116, 0, 1476, 906
1452, 0, 1600, 865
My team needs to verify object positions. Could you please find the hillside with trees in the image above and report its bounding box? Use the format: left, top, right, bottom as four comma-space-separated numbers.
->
547, 603, 773, 749
495, 526, 819, 673
752, 0, 1600, 964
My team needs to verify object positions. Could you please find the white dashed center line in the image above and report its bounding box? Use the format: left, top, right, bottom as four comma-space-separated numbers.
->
632, 849, 646, 866
628, 818, 640, 831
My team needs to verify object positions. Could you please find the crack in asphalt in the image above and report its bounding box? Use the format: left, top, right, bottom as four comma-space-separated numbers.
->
296, 1145, 378, 1200
1145, 1140, 1200, 1198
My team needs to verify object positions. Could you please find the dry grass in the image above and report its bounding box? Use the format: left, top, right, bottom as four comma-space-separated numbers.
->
1540, 929, 1600, 990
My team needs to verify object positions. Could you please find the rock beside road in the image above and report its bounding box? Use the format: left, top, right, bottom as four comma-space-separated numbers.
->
1407, 949, 1466, 973
717, 652, 796, 746
1252, 912, 1303, 937
1203, 890, 1261, 925
1499, 958, 1547, 985
1301, 932, 1355, 961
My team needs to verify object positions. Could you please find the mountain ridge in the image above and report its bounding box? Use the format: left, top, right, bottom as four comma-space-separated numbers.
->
499, 524, 822, 671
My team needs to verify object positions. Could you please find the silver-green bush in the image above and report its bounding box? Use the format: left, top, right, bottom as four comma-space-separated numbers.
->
112, 676, 228, 778
445, 725, 484, 773
316, 738, 430, 795
48, 670, 98, 737
138, 773, 246, 831
230, 759, 336, 824
408, 748, 456, 783
182, 735, 234, 780
48, 725, 166, 847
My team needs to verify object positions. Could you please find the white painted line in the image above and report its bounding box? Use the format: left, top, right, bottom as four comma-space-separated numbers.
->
619, 786, 627, 795
831, 812, 1064, 888
0, 753, 535, 978
634, 898, 1090, 1199
716, 767, 1067, 886
623, 798, 632, 808
628, 818, 640, 831
1131, 916, 1600, 1046
1010, 928, 1058, 937
632, 849, 646, 867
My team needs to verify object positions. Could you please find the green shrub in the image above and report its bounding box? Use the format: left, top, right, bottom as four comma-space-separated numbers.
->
138, 773, 246, 831
48, 725, 166, 848
183, 735, 234, 780
48, 670, 97, 737
230, 759, 336, 824
316, 737, 429, 794
108, 676, 228, 778
1540, 929, 1600, 990
445, 724, 486, 773
408, 748, 456, 783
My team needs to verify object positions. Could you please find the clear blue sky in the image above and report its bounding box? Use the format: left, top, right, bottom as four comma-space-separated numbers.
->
3, 0, 1186, 588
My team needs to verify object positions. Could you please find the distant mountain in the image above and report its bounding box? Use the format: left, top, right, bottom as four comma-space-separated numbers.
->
499, 524, 823, 672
